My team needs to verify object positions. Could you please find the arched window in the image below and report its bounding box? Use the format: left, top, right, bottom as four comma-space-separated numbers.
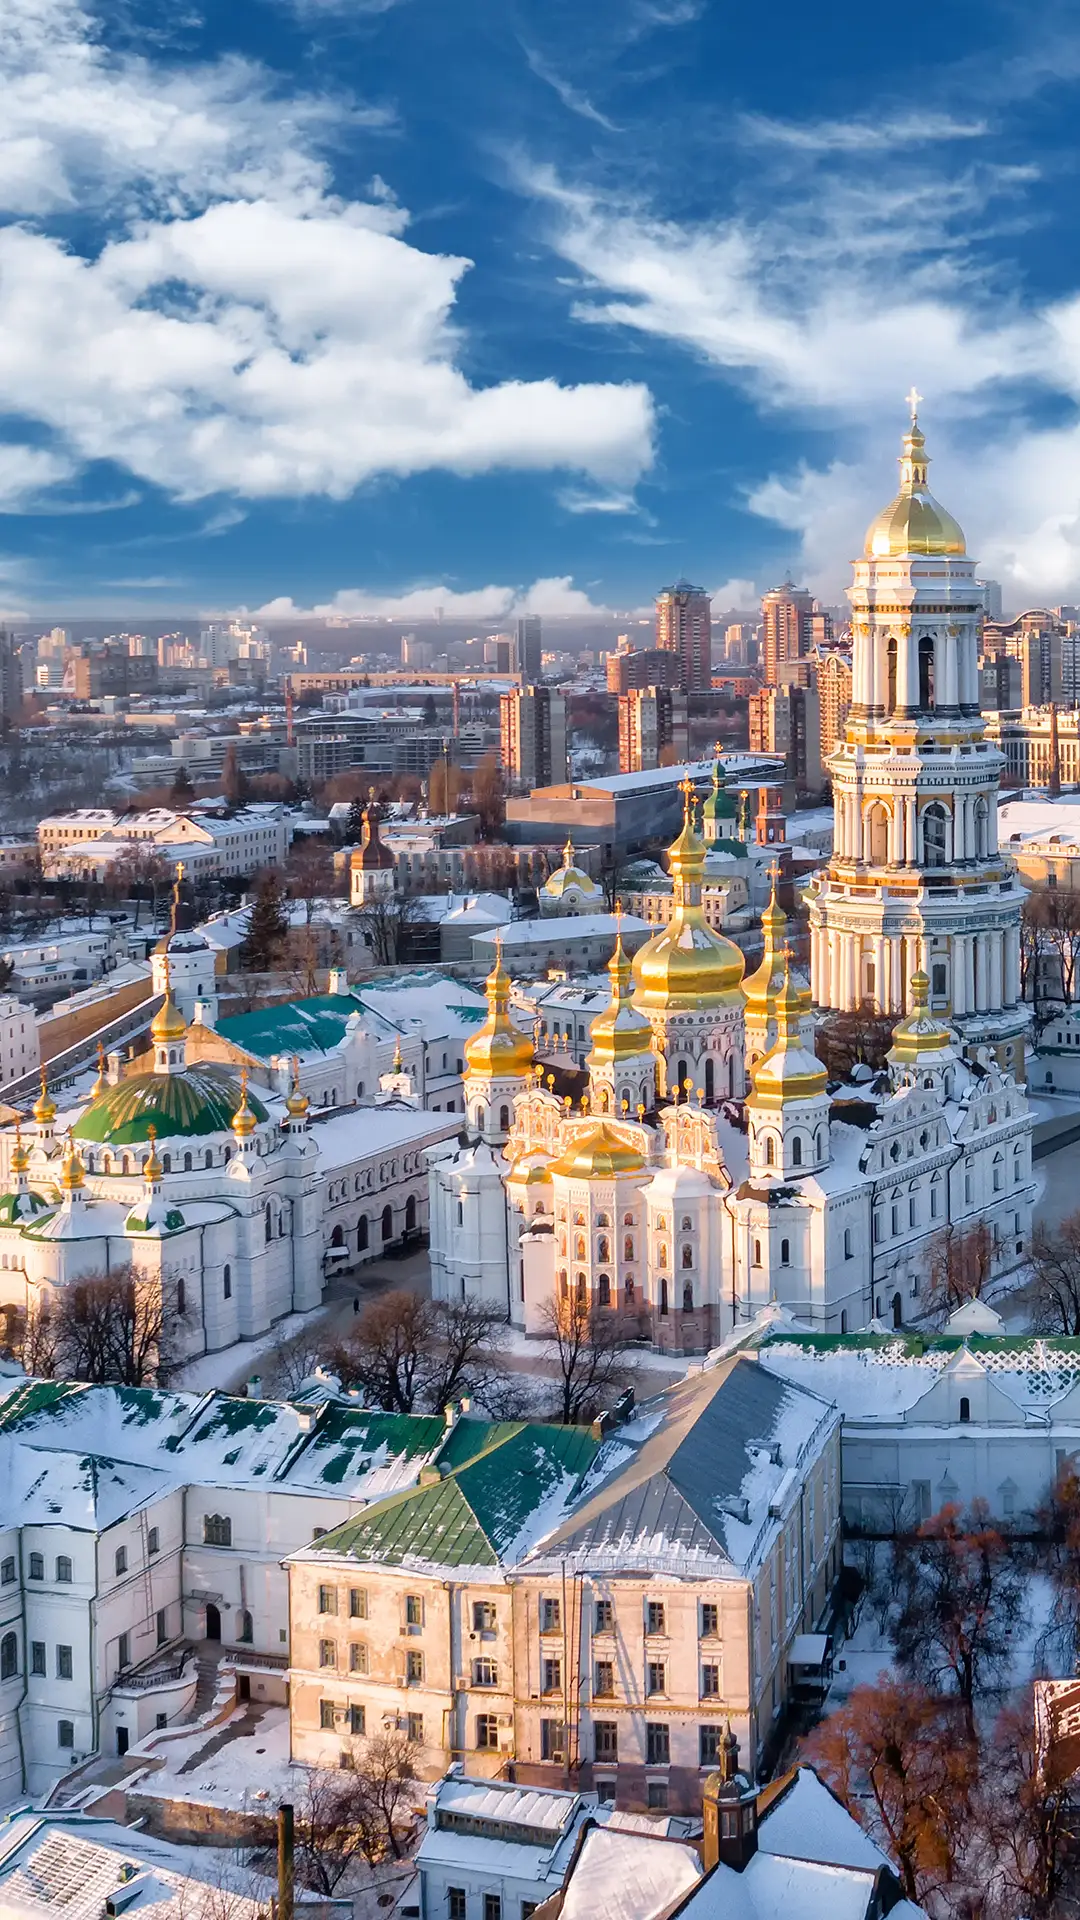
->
177, 1277, 186, 1316
886, 634, 897, 712
959, 1396, 971, 1423
103, 1152, 112, 1174
596, 1212, 610, 1227
457, 1200, 464, 1228
265, 1204, 273, 1244
815, 1130, 825, 1160
864, 803, 890, 867
575, 1235, 586, 1261
792, 1136, 802, 1168
973, 797, 989, 859
121, 1155, 131, 1175
780, 1238, 790, 1265
993, 1153, 1003, 1193
476, 1105, 486, 1131
657, 1243, 668, 1269
162, 1153, 171, 1173
676, 1060, 688, 1101
891, 1291, 903, 1330
625, 1277, 636, 1303
765, 1135, 775, 1166
381, 1204, 393, 1242
0, 1632, 16, 1680
922, 803, 948, 868
681, 1244, 693, 1269
56, 1555, 72, 1583
704, 1057, 715, 1104
843, 1229, 852, 1260
499, 1105, 510, 1132
204, 1150, 213, 1170
223, 1264, 232, 1300
682, 1283, 693, 1313
598, 1274, 611, 1307
659, 1278, 669, 1316
405, 1194, 417, 1233
184, 1152, 192, 1172
918, 634, 935, 709
623, 1236, 634, 1261
357, 1215, 369, 1252
753, 1238, 762, 1265
840, 1309, 847, 1333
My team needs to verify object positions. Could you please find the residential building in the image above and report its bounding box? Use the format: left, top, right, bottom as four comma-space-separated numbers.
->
500, 688, 568, 792
286, 1360, 841, 1798
0, 1812, 289, 1918
0, 993, 39, 1090
979, 654, 1023, 713
417, 1773, 619, 1920
517, 616, 543, 686
984, 707, 1080, 789
983, 608, 1065, 707
618, 689, 690, 773
0, 630, 24, 728
760, 581, 813, 686
815, 651, 852, 765
655, 584, 712, 692
997, 795, 1080, 891
37, 805, 292, 880
470, 913, 651, 980
607, 646, 684, 696
747, 685, 822, 794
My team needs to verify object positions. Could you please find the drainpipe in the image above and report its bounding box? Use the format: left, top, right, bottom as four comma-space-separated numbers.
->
12, 1533, 29, 1793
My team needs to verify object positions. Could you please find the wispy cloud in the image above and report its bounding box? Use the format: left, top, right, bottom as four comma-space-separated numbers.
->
556, 485, 645, 514
255, 575, 641, 620
521, 45, 620, 132
738, 110, 990, 153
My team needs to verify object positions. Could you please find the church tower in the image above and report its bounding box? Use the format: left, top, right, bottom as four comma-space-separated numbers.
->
462, 937, 535, 1146
586, 915, 657, 1118
806, 398, 1028, 1075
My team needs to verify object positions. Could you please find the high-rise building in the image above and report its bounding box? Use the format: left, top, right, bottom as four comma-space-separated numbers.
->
809, 609, 834, 648
618, 687, 690, 773
748, 683, 822, 793
401, 634, 435, 670
980, 655, 1023, 713
499, 686, 567, 791
484, 635, 514, 673
656, 581, 712, 691
0, 632, 22, 730
979, 579, 1004, 620
606, 644, 683, 695
761, 579, 814, 684
516, 615, 543, 686
816, 652, 853, 765
982, 610, 1064, 708
807, 404, 1028, 1071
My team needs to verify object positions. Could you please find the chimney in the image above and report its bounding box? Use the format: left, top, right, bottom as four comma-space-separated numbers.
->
327, 966, 349, 996
277, 1802, 294, 1920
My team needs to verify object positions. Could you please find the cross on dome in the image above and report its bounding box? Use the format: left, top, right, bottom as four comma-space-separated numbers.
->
905, 385, 922, 424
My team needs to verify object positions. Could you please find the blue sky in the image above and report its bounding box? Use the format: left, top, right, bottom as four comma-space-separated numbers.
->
3, 0, 1080, 616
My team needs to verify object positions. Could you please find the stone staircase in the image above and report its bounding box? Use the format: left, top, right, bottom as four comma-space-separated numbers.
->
192, 1650, 223, 1716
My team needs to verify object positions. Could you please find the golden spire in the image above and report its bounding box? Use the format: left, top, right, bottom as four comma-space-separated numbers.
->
392, 1036, 403, 1073
864, 396, 966, 559
91, 1040, 107, 1099
231, 1065, 258, 1137
462, 932, 534, 1080
33, 1068, 56, 1127
60, 1128, 85, 1192
743, 861, 787, 1013
285, 1054, 310, 1119
562, 835, 575, 869
749, 948, 827, 1107
588, 907, 652, 1065
887, 970, 955, 1068
143, 1122, 163, 1183
151, 955, 187, 1043
11, 1121, 29, 1177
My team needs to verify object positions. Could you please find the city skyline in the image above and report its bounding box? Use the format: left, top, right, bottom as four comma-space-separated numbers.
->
4, 1, 1080, 616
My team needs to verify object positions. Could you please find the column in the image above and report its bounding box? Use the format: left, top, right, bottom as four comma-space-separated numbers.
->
872, 936, 885, 1011
952, 936, 967, 1015
829, 934, 841, 1010
989, 930, 1003, 1012
975, 933, 989, 1013
956, 794, 968, 862
1005, 930, 1020, 1006
960, 625, 979, 710
843, 940, 858, 1011
904, 794, 916, 864
895, 628, 914, 712
882, 938, 894, 1013
905, 935, 919, 1003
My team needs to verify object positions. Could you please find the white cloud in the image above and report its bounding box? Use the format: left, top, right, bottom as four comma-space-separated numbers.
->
708, 579, 759, 609
0, 445, 77, 507
254, 575, 629, 620
522, 45, 621, 132
738, 111, 989, 153
0, 0, 655, 507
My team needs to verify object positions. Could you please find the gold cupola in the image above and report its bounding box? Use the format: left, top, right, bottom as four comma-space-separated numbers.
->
151, 956, 187, 1044
11, 1122, 29, 1177
33, 1069, 56, 1127
887, 971, 956, 1071
742, 866, 787, 1016
864, 397, 966, 559
142, 1123, 163, 1183
633, 780, 745, 1010
587, 917, 654, 1065
285, 1054, 310, 1120
548, 1120, 646, 1180
231, 1066, 258, 1138
463, 937, 534, 1080
748, 955, 828, 1108
60, 1130, 85, 1192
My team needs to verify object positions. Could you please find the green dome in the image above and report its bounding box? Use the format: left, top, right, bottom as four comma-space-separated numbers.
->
0, 1189, 52, 1226
71, 1068, 269, 1146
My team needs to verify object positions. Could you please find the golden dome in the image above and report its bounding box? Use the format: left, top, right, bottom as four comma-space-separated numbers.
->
11, 1123, 29, 1176
887, 971, 955, 1067
864, 404, 966, 559
33, 1069, 56, 1127
231, 1066, 258, 1137
151, 957, 187, 1043
285, 1054, 310, 1119
749, 957, 827, 1107
548, 1121, 646, 1180
633, 781, 745, 1009
506, 1153, 553, 1187
544, 837, 599, 900
463, 939, 535, 1079
743, 867, 787, 1014
60, 1130, 85, 1191
143, 1123, 163, 1182
588, 922, 654, 1065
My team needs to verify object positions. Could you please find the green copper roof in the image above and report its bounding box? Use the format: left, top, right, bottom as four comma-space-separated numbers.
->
216, 993, 368, 1061
71, 1067, 267, 1145
310, 1418, 599, 1570
0, 1189, 51, 1226
284, 1408, 448, 1487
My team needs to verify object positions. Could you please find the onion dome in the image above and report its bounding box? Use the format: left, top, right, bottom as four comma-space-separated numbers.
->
864, 400, 966, 559
231, 1066, 258, 1137
73, 1066, 268, 1145
506, 1150, 554, 1189
60, 1131, 85, 1191
749, 956, 827, 1107
11, 1122, 29, 1178
548, 1120, 646, 1180
742, 868, 787, 1015
588, 920, 654, 1065
91, 1041, 107, 1099
151, 956, 187, 1043
463, 938, 534, 1079
887, 971, 956, 1070
633, 781, 745, 1010
33, 1069, 56, 1127
142, 1123, 163, 1182
701, 760, 736, 836
350, 791, 396, 872
544, 837, 600, 902
0, 1123, 50, 1226
285, 1055, 310, 1119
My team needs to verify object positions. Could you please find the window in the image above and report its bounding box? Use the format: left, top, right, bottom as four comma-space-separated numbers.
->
320, 1700, 336, 1730
472, 1601, 496, 1633
473, 1658, 498, 1687
56, 1645, 73, 1681
646, 1722, 670, 1766
700, 1602, 718, 1637
594, 1721, 618, 1761
349, 1588, 368, 1619
0, 1633, 16, 1680
345, 1703, 365, 1736
320, 1639, 336, 1669
57, 1720, 74, 1750
540, 1596, 561, 1633
597, 1274, 611, 1307
699, 1725, 722, 1767
701, 1663, 720, 1697
56, 1556, 72, 1584
594, 1661, 614, 1697
780, 1238, 790, 1266
542, 1657, 562, 1695
595, 1599, 614, 1634
157, 1609, 167, 1645
752, 1239, 761, 1267
407, 1711, 424, 1744
203, 1515, 231, 1547
646, 1661, 666, 1696
646, 1601, 665, 1636
115, 1546, 127, 1576
349, 1641, 369, 1674
405, 1594, 423, 1629
31, 1641, 46, 1675
792, 1136, 802, 1168
406, 1650, 424, 1684
223, 1265, 232, 1300
484, 1896, 502, 1920
476, 1713, 498, 1749
541, 1718, 563, 1760
318, 1585, 337, 1616
647, 1781, 668, 1811
177, 1277, 186, 1316
147, 1529, 159, 1557
959, 1396, 971, 1422
1, 1557, 14, 1585
449, 1892, 467, 1920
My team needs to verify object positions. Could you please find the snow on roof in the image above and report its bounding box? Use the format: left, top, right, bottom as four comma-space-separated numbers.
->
560, 1827, 702, 1920
757, 1767, 889, 1873
757, 1333, 1080, 1420
311, 1104, 460, 1172
998, 796, 1080, 847
0, 1813, 278, 1919
474, 914, 648, 945
435, 1777, 581, 1834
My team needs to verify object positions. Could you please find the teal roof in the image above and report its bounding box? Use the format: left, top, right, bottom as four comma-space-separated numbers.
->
288, 1408, 448, 1487
309, 1419, 599, 1570
216, 992, 369, 1060
0, 1189, 51, 1226
760, 1331, 1080, 1358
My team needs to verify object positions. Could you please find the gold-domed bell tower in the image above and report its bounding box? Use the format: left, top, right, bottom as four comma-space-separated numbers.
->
632, 779, 746, 1103
151, 957, 188, 1075
462, 935, 534, 1147
746, 952, 830, 1182
886, 970, 958, 1096
586, 911, 657, 1118
742, 864, 789, 1072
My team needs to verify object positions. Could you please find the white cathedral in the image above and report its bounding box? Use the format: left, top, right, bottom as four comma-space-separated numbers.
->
428, 406, 1037, 1346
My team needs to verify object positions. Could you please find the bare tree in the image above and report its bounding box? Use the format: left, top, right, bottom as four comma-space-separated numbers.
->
923, 1219, 993, 1323
972, 1687, 1080, 1920
890, 1499, 1029, 1739
263, 1333, 336, 1400
351, 1729, 419, 1859
1036, 1465, 1080, 1673
292, 1763, 381, 1895
468, 753, 505, 838
814, 999, 896, 1080
41, 1266, 185, 1386
1030, 1211, 1080, 1335
355, 890, 425, 968
329, 1291, 514, 1414
539, 1291, 631, 1426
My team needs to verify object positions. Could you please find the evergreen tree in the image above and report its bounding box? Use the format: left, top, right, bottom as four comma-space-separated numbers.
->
242, 871, 289, 971
345, 796, 365, 843
169, 763, 195, 805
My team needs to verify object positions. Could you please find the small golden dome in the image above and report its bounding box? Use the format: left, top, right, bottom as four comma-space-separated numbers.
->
507, 1154, 553, 1187
743, 868, 787, 1014
588, 923, 654, 1065
887, 971, 955, 1066
544, 836, 600, 900
633, 781, 745, 1009
463, 939, 534, 1079
548, 1121, 646, 1180
60, 1130, 85, 1191
151, 958, 187, 1043
11, 1123, 29, 1176
143, 1122, 163, 1182
749, 956, 827, 1107
231, 1067, 258, 1137
864, 404, 966, 559
33, 1069, 56, 1127
285, 1054, 310, 1119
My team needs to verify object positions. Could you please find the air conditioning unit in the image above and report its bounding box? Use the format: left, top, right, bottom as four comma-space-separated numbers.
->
455, 1676, 470, 1690
396, 1677, 407, 1688
550, 1749, 566, 1765
498, 1731, 515, 1752
497, 1714, 513, 1727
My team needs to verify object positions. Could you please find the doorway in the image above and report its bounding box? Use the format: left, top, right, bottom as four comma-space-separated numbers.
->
116, 1726, 129, 1757
238, 1674, 251, 1702
206, 1603, 221, 1642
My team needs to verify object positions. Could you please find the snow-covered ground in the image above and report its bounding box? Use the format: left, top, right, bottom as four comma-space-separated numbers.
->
133, 1704, 298, 1812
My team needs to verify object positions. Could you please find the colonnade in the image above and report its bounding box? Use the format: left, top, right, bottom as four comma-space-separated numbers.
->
833, 788, 996, 865
810, 923, 1021, 1016
851, 623, 980, 715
